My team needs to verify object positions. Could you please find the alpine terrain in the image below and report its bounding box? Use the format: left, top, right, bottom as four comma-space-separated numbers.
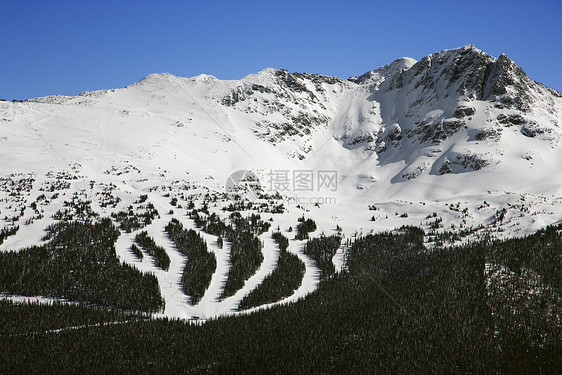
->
0, 44, 561, 373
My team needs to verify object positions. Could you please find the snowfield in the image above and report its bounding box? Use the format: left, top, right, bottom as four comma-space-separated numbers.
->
1, 45, 561, 319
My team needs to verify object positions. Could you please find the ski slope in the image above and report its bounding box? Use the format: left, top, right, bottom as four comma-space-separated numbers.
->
1, 45, 561, 319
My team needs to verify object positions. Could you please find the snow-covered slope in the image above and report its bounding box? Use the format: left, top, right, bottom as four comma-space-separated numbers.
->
1, 45, 561, 319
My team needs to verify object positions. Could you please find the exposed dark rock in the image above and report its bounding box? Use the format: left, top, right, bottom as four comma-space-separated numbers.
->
497, 113, 526, 126
454, 106, 476, 118
439, 160, 452, 175
475, 129, 501, 141
521, 122, 548, 138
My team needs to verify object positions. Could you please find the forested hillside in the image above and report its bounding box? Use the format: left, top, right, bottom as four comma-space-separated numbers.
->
1, 224, 559, 373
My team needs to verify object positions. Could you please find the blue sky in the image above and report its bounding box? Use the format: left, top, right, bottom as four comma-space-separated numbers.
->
2, 0, 561, 99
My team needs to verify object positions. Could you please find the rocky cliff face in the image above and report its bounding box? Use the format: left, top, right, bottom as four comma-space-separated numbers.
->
211, 46, 560, 164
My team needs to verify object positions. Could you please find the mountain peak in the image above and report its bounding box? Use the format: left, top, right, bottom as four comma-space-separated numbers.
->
350, 57, 417, 85
458, 44, 480, 52
383, 45, 542, 112
132, 72, 219, 89
387, 56, 417, 69
192, 73, 218, 82
438, 44, 485, 56
241, 67, 280, 82
130, 73, 179, 89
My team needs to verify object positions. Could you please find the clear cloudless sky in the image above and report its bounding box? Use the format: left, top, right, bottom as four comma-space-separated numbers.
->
1, 0, 561, 99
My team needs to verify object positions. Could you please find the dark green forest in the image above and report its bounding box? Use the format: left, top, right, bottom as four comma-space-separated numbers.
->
0, 223, 560, 374
0, 300, 147, 336
0, 219, 163, 312
134, 230, 171, 271
165, 218, 216, 304
239, 231, 305, 310
304, 234, 341, 279
190, 209, 271, 299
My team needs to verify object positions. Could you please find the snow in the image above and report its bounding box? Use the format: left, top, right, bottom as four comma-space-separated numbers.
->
1, 46, 561, 320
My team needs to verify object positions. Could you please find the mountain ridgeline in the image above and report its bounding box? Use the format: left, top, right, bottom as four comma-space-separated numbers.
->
2, 45, 560, 190
219, 45, 560, 165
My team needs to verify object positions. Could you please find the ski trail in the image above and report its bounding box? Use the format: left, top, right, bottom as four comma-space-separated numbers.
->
332, 241, 347, 273
145, 218, 191, 313
100, 183, 323, 319
0, 294, 82, 306
3, 320, 141, 338
111, 186, 230, 319
195, 237, 230, 318
238, 238, 320, 315
132, 189, 235, 319
217, 229, 279, 315
284, 239, 321, 300
116, 186, 321, 318
114, 219, 191, 319
164, 213, 231, 319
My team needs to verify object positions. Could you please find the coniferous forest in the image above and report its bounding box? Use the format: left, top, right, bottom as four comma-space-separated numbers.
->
0, 219, 163, 312
190, 209, 271, 299
239, 231, 305, 310
165, 218, 216, 304
134, 230, 171, 271
0, 223, 560, 373
304, 234, 341, 279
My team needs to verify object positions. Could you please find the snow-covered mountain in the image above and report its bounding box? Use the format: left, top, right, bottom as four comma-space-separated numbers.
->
3, 45, 560, 180
1, 45, 561, 318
